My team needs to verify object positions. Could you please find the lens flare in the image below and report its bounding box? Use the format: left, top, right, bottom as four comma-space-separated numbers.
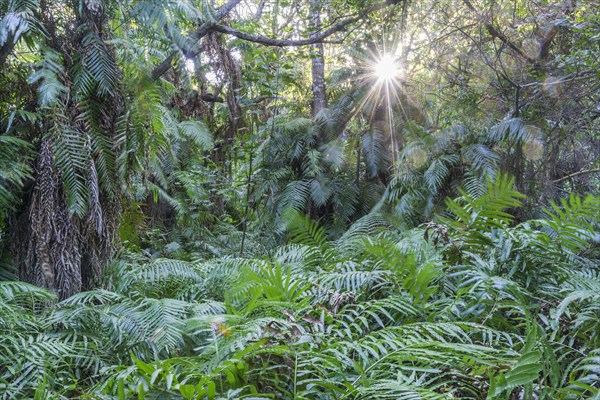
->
374, 54, 399, 82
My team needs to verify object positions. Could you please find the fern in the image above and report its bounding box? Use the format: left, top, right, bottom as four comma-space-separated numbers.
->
281, 211, 337, 275
28, 46, 68, 108
177, 120, 213, 150
439, 174, 526, 248
533, 194, 599, 254
0, 135, 32, 212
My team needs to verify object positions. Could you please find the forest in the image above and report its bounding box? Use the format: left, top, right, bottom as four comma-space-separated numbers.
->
0, 0, 599, 398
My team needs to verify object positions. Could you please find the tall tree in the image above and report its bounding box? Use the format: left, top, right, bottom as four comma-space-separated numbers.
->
7, 1, 122, 299
309, 0, 327, 116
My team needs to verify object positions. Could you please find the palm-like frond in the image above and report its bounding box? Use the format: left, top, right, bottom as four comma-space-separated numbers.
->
28, 46, 67, 108
487, 118, 531, 144
533, 194, 599, 254
49, 122, 91, 216
439, 174, 526, 248
0, 0, 41, 55
0, 135, 32, 212
81, 31, 118, 96
362, 127, 388, 179
177, 120, 213, 150
284, 210, 327, 248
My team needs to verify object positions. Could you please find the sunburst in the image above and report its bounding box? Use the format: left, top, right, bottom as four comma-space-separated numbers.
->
350, 46, 406, 167
374, 54, 400, 82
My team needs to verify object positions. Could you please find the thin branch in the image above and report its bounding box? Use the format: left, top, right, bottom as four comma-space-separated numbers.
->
252, 0, 267, 21
461, 0, 534, 62
520, 69, 597, 88
553, 169, 600, 184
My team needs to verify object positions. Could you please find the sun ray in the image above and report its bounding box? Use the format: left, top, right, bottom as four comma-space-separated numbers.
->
338, 39, 409, 170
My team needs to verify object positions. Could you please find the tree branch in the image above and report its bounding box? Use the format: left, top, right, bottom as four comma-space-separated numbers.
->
553, 169, 600, 184
151, 0, 242, 80
214, 0, 400, 46
210, 22, 341, 46
151, 52, 177, 80
151, 0, 401, 79
461, 0, 535, 62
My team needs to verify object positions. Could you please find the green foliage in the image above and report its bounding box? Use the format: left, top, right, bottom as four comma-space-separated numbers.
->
439, 174, 526, 248
253, 103, 366, 234
28, 46, 67, 108
377, 118, 539, 225
0, 1, 599, 399
534, 194, 599, 255
1, 188, 598, 398
0, 134, 32, 213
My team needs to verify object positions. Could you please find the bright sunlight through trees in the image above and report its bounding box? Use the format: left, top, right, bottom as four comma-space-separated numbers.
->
374, 54, 399, 82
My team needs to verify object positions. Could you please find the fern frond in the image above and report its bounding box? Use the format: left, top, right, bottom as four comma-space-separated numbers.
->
283, 210, 328, 247
336, 213, 389, 249
440, 175, 526, 240
533, 194, 599, 254
462, 143, 500, 179
28, 46, 67, 108
319, 263, 391, 295
178, 120, 213, 150
0, 135, 33, 211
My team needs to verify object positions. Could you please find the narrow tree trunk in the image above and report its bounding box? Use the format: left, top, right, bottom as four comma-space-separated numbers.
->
309, 0, 327, 116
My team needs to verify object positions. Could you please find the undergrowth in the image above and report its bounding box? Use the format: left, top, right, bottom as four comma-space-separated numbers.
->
1, 178, 598, 399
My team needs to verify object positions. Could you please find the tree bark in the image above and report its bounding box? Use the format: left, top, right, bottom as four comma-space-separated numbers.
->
309, 0, 327, 116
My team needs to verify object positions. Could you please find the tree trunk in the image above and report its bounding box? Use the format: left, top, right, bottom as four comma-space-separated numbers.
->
9, 3, 122, 299
309, 0, 327, 116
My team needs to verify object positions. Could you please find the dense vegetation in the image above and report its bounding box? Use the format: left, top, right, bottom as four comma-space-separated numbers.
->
2, 181, 600, 399
1, 0, 598, 399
